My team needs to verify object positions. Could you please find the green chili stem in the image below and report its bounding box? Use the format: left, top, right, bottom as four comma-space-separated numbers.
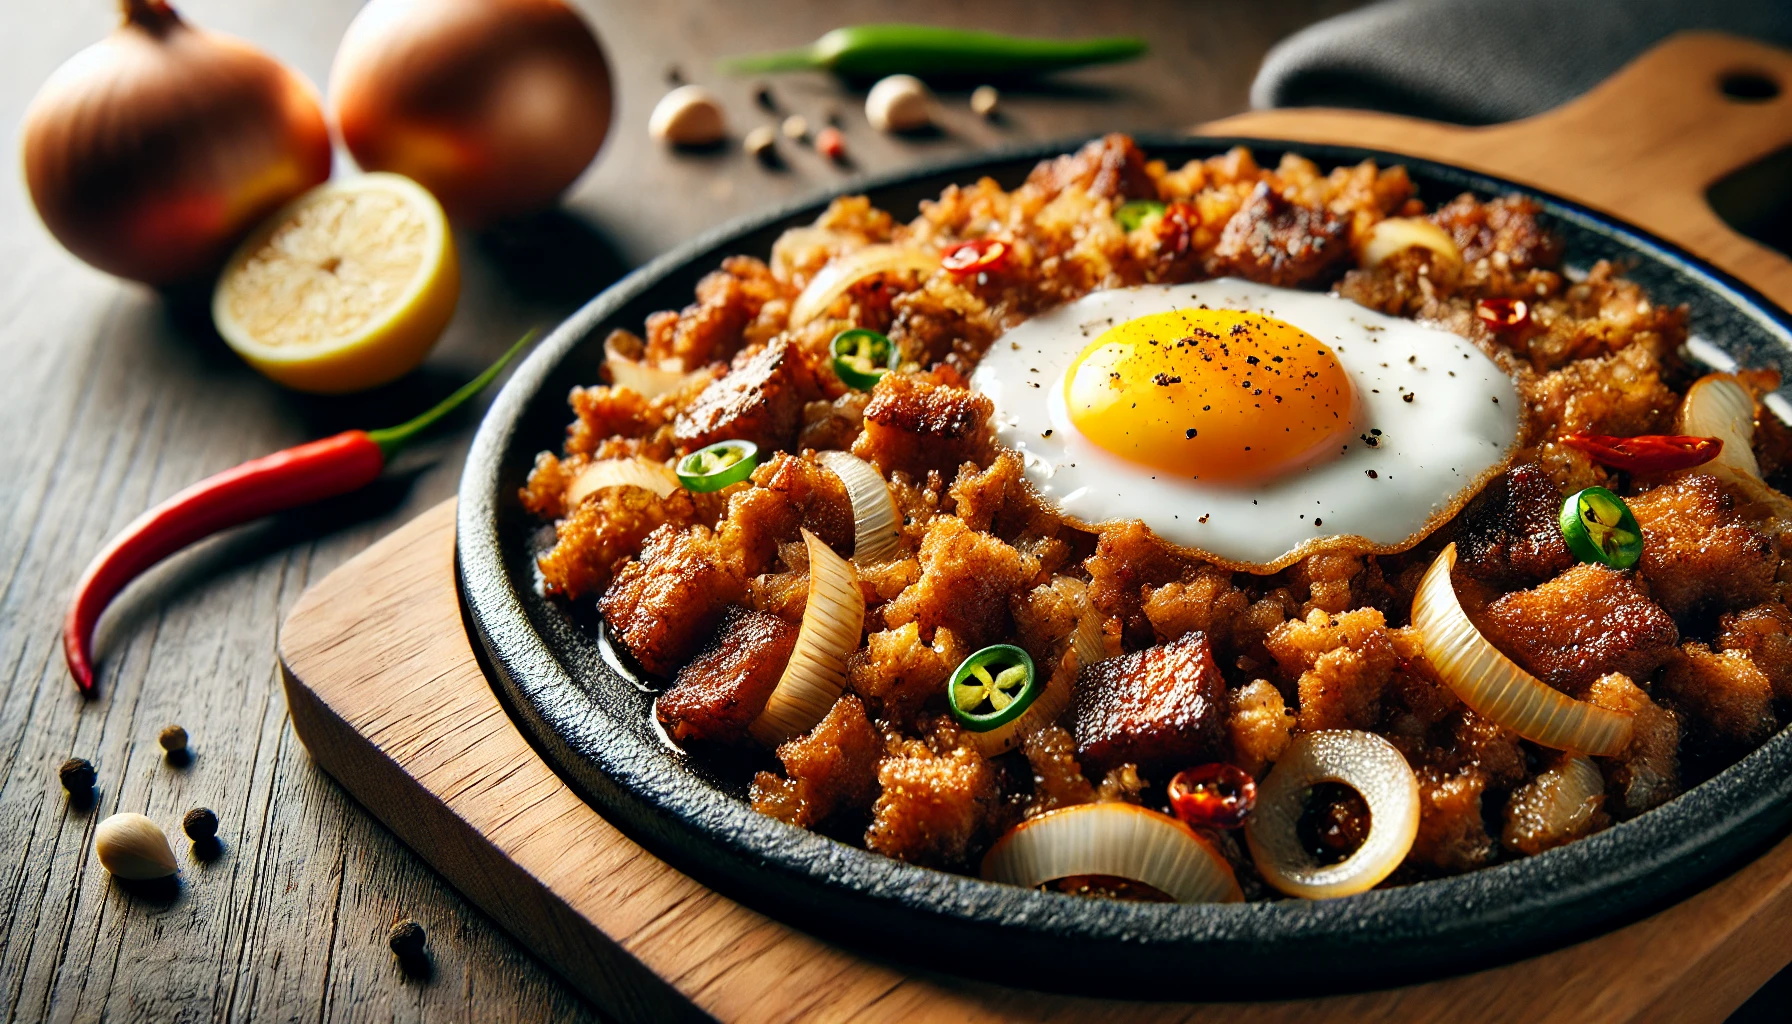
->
724, 25, 1148, 79
365, 330, 538, 460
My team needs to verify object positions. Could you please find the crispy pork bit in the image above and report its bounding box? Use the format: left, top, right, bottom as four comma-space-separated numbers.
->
1071, 631, 1226, 777
1023, 132, 1156, 202
674, 337, 819, 455
1586, 673, 1681, 819
601, 526, 743, 678
1476, 563, 1679, 699
1213, 182, 1351, 288
1626, 474, 1777, 620
1453, 463, 1574, 588
750, 694, 882, 827
1657, 643, 1778, 750
852, 374, 993, 479
657, 606, 799, 745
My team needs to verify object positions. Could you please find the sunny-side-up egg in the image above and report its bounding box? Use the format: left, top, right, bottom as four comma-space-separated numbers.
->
967, 279, 1521, 571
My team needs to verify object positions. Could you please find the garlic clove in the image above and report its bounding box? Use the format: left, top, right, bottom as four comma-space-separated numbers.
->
650, 85, 727, 147
866, 75, 933, 133
94, 812, 178, 880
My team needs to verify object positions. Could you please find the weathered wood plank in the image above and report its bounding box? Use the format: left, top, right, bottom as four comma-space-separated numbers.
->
0, 0, 1358, 1018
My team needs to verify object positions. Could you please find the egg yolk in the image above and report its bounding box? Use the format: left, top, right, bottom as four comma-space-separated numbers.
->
1063, 309, 1356, 483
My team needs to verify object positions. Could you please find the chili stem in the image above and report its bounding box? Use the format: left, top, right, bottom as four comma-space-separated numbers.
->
367, 329, 537, 459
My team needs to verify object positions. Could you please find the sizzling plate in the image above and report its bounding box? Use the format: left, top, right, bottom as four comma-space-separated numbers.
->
457, 136, 1792, 997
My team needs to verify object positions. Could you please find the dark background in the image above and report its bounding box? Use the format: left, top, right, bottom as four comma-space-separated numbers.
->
1, 0, 1784, 1019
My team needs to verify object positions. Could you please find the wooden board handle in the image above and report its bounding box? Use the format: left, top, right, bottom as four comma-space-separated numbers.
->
1201, 32, 1792, 311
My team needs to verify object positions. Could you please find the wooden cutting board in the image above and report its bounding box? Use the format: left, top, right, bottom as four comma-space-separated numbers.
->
279, 32, 1792, 1024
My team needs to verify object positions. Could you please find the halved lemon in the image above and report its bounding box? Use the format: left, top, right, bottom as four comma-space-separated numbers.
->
212, 173, 458, 394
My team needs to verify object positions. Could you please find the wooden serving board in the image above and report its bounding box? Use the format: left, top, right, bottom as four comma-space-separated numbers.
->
279, 33, 1792, 1023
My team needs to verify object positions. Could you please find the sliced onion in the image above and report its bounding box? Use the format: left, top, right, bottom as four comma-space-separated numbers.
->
1050, 575, 1109, 670
788, 244, 939, 328
982, 802, 1243, 904
1411, 543, 1633, 756
565, 457, 680, 507
1679, 373, 1760, 481
749, 529, 865, 746
1678, 373, 1792, 519
817, 450, 900, 562
1503, 755, 1604, 853
604, 333, 701, 399
1358, 217, 1462, 278
1244, 730, 1420, 899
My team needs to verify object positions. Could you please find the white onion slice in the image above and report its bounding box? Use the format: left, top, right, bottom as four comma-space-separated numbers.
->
604, 334, 700, 399
1358, 217, 1462, 277
564, 457, 680, 507
1411, 543, 1633, 757
1679, 373, 1760, 482
982, 802, 1243, 904
1051, 575, 1109, 670
749, 529, 866, 746
1244, 730, 1420, 899
1677, 373, 1792, 519
788, 244, 939, 328
817, 450, 900, 562
1504, 755, 1604, 853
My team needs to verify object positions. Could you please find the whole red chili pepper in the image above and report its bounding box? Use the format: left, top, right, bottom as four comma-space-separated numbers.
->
1559, 432, 1724, 473
63, 331, 537, 696
941, 237, 1010, 277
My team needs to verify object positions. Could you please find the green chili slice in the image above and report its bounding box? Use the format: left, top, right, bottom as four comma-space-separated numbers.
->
1559, 486, 1643, 570
1114, 200, 1166, 232
831, 328, 900, 390
947, 644, 1039, 732
676, 440, 760, 493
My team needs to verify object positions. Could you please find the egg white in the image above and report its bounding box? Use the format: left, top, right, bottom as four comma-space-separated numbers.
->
968, 279, 1521, 571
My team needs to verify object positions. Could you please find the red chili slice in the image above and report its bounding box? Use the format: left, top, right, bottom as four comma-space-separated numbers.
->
1148, 200, 1198, 258
1475, 297, 1531, 333
941, 238, 1009, 277
1168, 763, 1257, 830
1559, 432, 1724, 473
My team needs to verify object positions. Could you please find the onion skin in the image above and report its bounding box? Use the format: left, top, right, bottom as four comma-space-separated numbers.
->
21, 0, 332, 285
330, 0, 613, 228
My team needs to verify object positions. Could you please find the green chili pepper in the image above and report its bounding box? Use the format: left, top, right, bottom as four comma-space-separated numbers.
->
677, 440, 760, 493
948, 645, 1039, 732
723, 25, 1147, 80
1115, 200, 1166, 232
1560, 486, 1643, 570
831, 328, 900, 390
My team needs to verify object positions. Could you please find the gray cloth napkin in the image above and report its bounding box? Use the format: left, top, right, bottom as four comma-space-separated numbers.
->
1252, 0, 1792, 125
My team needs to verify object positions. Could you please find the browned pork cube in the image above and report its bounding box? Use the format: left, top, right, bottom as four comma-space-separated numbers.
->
852, 374, 993, 479
674, 337, 818, 454
657, 607, 798, 745
1071, 632, 1226, 776
1214, 182, 1350, 288
1454, 462, 1573, 588
1627, 475, 1776, 619
1477, 563, 1678, 698
600, 525, 741, 678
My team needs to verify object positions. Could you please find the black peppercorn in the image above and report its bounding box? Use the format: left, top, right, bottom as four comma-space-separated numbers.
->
183, 807, 218, 841
59, 757, 95, 793
388, 918, 426, 958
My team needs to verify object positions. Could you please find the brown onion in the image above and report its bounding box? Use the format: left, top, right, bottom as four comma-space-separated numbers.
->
21, 0, 332, 285
329, 0, 613, 227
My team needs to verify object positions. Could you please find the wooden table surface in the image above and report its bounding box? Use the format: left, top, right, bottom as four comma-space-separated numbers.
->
0, 0, 1377, 1019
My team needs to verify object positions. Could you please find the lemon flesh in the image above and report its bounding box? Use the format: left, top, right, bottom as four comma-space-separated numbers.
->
213, 173, 458, 394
